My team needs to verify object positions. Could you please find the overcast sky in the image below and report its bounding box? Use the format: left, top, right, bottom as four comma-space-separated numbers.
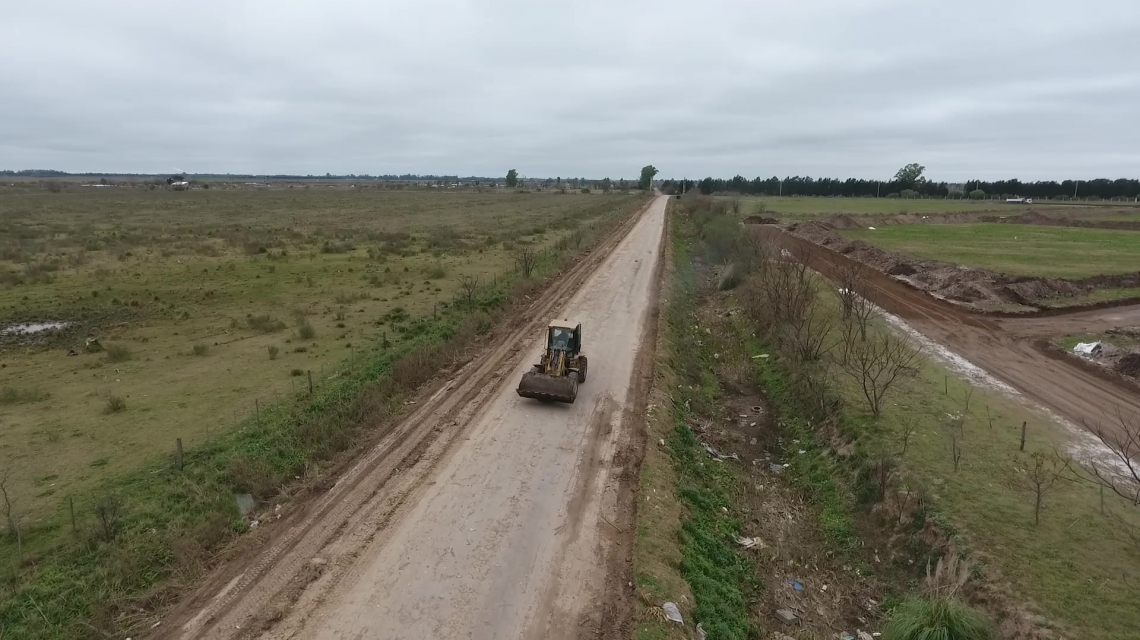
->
2, 1, 1139, 181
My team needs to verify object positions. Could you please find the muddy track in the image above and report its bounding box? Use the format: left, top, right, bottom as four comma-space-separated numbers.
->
751, 225, 1140, 443
156, 196, 668, 640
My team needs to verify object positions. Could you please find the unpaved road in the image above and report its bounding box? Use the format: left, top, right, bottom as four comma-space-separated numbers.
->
756, 226, 1140, 442
159, 196, 668, 640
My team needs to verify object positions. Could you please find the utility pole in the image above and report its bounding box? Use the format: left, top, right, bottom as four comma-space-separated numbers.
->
876, 181, 880, 198
779, 179, 783, 197
1073, 180, 1080, 199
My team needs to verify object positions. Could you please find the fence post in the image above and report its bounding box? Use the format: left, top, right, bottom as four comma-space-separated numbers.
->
69, 496, 76, 534
1019, 422, 1027, 451
175, 438, 184, 471
308, 370, 314, 395
255, 400, 260, 426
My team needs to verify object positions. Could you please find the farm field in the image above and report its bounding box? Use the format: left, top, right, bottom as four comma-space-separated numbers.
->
0, 187, 641, 522
718, 195, 1010, 219
842, 223, 1140, 279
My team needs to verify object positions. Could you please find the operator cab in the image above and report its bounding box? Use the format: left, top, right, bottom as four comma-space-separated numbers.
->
547, 321, 582, 353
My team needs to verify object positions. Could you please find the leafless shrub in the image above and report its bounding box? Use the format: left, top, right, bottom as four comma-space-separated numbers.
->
951, 434, 964, 472
900, 416, 918, 455
779, 295, 836, 363
871, 452, 899, 500
1078, 408, 1140, 507
457, 274, 481, 307
93, 496, 121, 542
1008, 451, 1071, 525
514, 247, 539, 278
835, 329, 925, 417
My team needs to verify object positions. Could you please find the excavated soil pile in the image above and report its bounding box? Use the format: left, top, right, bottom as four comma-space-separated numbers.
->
787, 221, 1139, 311
1117, 353, 1140, 378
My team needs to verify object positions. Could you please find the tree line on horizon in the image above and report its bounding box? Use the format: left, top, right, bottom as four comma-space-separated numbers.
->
661, 172, 1140, 200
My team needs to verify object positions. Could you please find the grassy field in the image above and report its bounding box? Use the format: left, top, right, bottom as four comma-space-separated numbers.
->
842, 223, 1140, 278
0, 186, 649, 638
717, 196, 1009, 219
0, 187, 640, 523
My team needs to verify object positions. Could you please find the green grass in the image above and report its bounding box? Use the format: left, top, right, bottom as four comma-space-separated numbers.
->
843, 223, 1140, 278
883, 597, 994, 640
719, 196, 1008, 219
632, 206, 757, 640
833, 333, 1140, 639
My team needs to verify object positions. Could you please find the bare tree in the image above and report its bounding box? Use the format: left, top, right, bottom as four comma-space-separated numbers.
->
1, 470, 22, 563
456, 274, 480, 307
514, 247, 539, 278
835, 329, 925, 417
832, 259, 878, 340
1079, 408, 1140, 506
779, 295, 836, 363
1008, 451, 1071, 526
899, 416, 918, 455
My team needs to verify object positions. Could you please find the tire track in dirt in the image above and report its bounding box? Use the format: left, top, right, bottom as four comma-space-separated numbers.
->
156, 196, 667, 640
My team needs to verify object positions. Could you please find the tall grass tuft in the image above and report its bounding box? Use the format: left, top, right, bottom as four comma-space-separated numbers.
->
883, 597, 993, 640
297, 319, 317, 340
106, 344, 132, 363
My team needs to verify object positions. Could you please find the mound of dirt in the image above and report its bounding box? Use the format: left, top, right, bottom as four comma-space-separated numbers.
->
786, 221, 1139, 311
743, 215, 780, 225
1117, 353, 1140, 378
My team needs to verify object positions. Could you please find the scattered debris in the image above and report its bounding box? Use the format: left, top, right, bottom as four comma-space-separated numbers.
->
857, 631, 875, 640
774, 608, 799, 625
662, 602, 683, 624
309, 557, 327, 567
768, 462, 785, 473
751, 353, 770, 359
85, 337, 102, 352
696, 622, 707, 640
249, 519, 260, 530
735, 536, 764, 549
234, 493, 255, 516
788, 579, 804, 591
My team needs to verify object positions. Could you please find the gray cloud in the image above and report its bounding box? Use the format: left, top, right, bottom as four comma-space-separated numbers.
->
2, 0, 1138, 180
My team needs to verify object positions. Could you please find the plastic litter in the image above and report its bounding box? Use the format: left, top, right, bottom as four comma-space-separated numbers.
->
662, 602, 683, 624
696, 622, 707, 640
775, 608, 799, 625
789, 579, 804, 591
735, 536, 764, 549
1074, 342, 1102, 355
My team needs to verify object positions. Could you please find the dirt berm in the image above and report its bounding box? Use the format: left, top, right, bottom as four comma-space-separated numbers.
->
785, 220, 1140, 312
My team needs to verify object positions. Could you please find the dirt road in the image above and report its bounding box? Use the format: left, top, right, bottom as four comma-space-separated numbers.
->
753, 226, 1140, 445
159, 196, 668, 640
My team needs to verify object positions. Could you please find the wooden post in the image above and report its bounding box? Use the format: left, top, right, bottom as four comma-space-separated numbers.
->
1019, 421, 1027, 451
255, 400, 260, 426
1101, 485, 1106, 515
308, 370, 314, 395
175, 438, 184, 471
944, 376, 948, 395
69, 496, 76, 534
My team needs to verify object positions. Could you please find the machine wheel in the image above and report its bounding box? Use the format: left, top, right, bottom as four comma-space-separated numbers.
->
577, 356, 588, 383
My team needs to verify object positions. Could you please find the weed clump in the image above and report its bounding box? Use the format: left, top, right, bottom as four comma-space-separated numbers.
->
0, 387, 50, 405
105, 344, 132, 363
248, 314, 287, 333
297, 319, 317, 340
104, 395, 127, 413
883, 597, 992, 640
192, 343, 209, 356
267, 345, 280, 360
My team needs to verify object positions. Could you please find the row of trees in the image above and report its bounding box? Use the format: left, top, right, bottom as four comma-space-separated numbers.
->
662, 163, 1140, 200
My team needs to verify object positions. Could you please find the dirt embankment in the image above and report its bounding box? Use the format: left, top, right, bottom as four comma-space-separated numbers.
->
784, 221, 1140, 313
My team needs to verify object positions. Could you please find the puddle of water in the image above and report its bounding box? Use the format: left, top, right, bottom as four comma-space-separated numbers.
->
1, 321, 70, 336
